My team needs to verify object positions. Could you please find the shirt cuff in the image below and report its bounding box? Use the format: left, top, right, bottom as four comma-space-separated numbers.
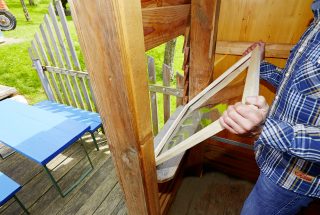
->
256, 117, 294, 151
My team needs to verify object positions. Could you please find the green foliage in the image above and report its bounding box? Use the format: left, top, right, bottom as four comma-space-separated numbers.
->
146, 36, 184, 84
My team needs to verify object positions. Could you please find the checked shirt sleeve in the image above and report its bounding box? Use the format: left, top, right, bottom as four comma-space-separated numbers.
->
256, 117, 320, 163
260, 61, 284, 89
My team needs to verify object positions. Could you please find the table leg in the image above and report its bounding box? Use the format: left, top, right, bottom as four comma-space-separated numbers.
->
13, 195, 29, 214
90, 132, 100, 151
43, 138, 94, 197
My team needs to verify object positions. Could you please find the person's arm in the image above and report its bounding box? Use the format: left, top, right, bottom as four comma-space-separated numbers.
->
260, 61, 284, 89
257, 117, 320, 163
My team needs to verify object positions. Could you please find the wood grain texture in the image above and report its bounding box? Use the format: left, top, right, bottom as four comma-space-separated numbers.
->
70, 0, 160, 214
143, 4, 190, 50
217, 0, 313, 44
216, 41, 293, 59
163, 64, 171, 123
148, 56, 159, 136
241, 46, 261, 103
186, 0, 220, 174
141, 0, 190, 8
162, 0, 191, 6
214, 0, 313, 102
176, 73, 184, 107
189, 0, 220, 98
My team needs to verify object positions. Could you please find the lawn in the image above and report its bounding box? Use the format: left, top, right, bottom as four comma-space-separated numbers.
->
0, 0, 184, 127
0, 0, 52, 103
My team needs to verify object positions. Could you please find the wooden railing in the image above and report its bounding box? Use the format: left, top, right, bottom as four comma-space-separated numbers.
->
147, 56, 184, 135
28, 1, 185, 132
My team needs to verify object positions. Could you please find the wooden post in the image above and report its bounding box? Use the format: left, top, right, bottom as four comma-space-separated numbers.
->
163, 64, 171, 123
69, 0, 160, 214
187, 0, 221, 174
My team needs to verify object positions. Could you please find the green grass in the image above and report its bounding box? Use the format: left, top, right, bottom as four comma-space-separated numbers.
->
0, 0, 52, 103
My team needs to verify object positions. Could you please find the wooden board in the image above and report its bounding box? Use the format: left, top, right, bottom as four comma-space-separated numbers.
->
216, 41, 293, 59
143, 4, 190, 50
70, 0, 160, 214
141, 0, 191, 8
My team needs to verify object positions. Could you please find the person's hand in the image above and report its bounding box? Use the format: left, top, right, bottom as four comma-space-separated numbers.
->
243, 41, 266, 61
219, 96, 269, 135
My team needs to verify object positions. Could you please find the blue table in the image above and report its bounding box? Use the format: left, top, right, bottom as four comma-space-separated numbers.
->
0, 172, 29, 214
0, 99, 93, 197
34, 100, 102, 151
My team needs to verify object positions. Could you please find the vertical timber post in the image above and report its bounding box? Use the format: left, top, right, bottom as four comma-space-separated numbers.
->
187, 0, 221, 174
70, 0, 160, 214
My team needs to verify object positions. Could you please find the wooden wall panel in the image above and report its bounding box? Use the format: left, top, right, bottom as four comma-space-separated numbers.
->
143, 5, 190, 50
214, 0, 313, 86
217, 0, 313, 43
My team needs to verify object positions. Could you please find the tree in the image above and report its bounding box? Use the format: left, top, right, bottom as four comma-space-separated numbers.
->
28, 0, 36, 6
163, 39, 177, 79
20, 0, 30, 21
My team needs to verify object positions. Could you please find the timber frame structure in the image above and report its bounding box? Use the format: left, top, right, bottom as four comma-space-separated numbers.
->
68, 0, 314, 214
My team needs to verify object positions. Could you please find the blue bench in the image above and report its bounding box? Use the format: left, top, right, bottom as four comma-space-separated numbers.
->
0, 172, 29, 214
0, 99, 93, 197
34, 100, 103, 151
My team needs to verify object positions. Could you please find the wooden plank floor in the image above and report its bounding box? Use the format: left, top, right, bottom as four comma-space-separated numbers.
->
0, 134, 127, 215
168, 171, 253, 215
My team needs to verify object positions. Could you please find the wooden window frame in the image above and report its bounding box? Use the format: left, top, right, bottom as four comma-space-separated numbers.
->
155, 46, 261, 166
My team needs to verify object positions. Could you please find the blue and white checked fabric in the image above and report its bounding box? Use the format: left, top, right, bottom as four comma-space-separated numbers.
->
255, 8, 320, 198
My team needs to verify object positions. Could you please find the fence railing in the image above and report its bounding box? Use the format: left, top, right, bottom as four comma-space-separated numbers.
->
147, 56, 184, 135
29, 1, 185, 137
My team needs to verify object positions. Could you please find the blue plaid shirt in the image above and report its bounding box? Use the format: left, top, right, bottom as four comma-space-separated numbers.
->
255, 8, 320, 198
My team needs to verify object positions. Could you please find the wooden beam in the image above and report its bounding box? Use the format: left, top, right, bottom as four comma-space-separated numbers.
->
162, 0, 191, 6
187, 0, 221, 174
143, 5, 190, 50
141, 0, 191, 8
69, 0, 160, 214
149, 85, 183, 97
141, 0, 159, 8
189, 0, 220, 98
242, 46, 261, 103
216, 41, 293, 59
